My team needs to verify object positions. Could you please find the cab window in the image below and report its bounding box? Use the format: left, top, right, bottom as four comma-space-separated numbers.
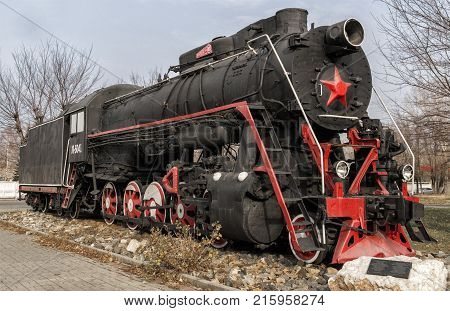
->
70, 111, 85, 134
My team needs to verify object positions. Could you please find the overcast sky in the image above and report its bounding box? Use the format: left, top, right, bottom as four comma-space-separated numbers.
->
0, 0, 404, 116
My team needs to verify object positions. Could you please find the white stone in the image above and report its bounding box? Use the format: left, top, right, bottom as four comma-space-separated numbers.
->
436, 251, 446, 258
227, 268, 242, 282
74, 237, 85, 243
243, 275, 255, 286
126, 239, 141, 253
329, 256, 448, 291
326, 267, 338, 275
104, 244, 113, 252
133, 254, 145, 263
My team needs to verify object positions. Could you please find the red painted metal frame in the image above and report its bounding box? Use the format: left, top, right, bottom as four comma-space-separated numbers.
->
301, 124, 334, 193
62, 164, 78, 209
235, 105, 304, 255
304, 120, 414, 263
327, 189, 366, 227
347, 127, 380, 148
162, 166, 197, 226
19, 185, 59, 194
162, 166, 180, 195
402, 182, 419, 203
327, 181, 415, 263
321, 127, 415, 263
347, 128, 389, 195
348, 148, 379, 195
301, 123, 417, 263
332, 220, 414, 263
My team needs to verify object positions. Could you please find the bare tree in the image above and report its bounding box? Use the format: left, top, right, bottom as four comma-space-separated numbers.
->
0, 129, 21, 181
0, 66, 28, 144
49, 41, 103, 111
377, 0, 449, 193
12, 42, 54, 124
377, 0, 450, 101
129, 67, 162, 87
0, 39, 103, 141
393, 91, 449, 194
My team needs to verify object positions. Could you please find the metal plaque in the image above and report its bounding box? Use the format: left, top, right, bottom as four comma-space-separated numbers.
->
366, 259, 412, 279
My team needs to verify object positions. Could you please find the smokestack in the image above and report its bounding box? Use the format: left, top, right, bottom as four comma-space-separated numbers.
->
276, 8, 308, 34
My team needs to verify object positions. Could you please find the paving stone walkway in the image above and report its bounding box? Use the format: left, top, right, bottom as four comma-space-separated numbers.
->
0, 229, 168, 291
0, 200, 28, 212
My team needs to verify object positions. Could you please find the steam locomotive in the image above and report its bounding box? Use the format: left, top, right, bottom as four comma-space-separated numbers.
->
19, 8, 434, 263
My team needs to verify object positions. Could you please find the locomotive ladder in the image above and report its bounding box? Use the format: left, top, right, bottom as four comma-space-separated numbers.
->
248, 105, 324, 253
61, 164, 77, 209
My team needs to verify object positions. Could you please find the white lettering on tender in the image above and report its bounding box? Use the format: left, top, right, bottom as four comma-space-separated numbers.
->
71, 144, 82, 155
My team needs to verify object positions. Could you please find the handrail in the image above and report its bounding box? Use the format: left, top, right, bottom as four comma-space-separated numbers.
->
62, 137, 71, 187
372, 87, 415, 194
247, 34, 326, 194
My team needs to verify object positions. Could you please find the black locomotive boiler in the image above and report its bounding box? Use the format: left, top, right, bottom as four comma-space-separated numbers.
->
19, 8, 434, 264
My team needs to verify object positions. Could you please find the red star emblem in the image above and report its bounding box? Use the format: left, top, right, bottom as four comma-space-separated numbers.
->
320, 66, 352, 107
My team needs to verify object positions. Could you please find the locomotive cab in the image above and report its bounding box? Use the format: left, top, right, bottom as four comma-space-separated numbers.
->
67, 109, 86, 163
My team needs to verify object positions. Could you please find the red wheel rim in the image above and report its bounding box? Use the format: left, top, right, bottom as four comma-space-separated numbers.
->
142, 182, 166, 223
123, 181, 143, 230
289, 214, 322, 263
101, 182, 118, 225
171, 199, 196, 227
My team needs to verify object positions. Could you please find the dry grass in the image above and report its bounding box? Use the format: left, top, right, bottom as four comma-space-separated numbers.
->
0, 220, 28, 234
35, 235, 115, 263
413, 208, 450, 254
33, 232, 201, 289
139, 225, 220, 282
418, 195, 450, 206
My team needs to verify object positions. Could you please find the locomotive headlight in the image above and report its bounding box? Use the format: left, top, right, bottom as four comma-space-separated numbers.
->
400, 164, 414, 181
334, 161, 350, 179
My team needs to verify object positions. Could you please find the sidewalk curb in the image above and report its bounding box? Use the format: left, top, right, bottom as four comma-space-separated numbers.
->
0, 219, 237, 291
179, 274, 238, 291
